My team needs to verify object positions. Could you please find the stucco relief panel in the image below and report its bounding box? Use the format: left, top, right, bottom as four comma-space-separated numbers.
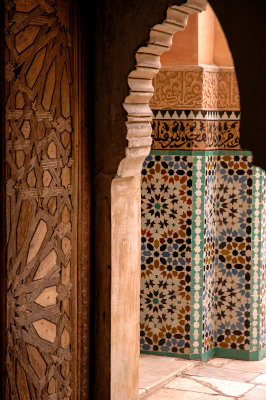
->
150, 68, 240, 111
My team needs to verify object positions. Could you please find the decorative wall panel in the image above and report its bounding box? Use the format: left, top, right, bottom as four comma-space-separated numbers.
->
141, 154, 193, 355
5, 1, 73, 398
214, 155, 253, 351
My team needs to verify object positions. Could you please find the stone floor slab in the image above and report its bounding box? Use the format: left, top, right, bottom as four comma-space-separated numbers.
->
192, 375, 254, 397
251, 374, 266, 385
164, 376, 217, 394
225, 359, 266, 373
206, 358, 233, 367
139, 356, 266, 398
241, 385, 266, 400
139, 388, 147, 396
144, 388, 231, 400
139, 354, 196, 390
184, 365, 259, 382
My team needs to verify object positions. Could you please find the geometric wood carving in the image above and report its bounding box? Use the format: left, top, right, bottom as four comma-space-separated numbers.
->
26, 344, 47, 380
32, 319, 57, 343
34, 250, 57, 281
27, 220, 48, 263
34, 286, 58, 307
16, 361, 31, 400
5, 0, 73, 397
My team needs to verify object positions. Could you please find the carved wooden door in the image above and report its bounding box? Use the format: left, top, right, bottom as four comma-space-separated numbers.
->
4, 1, 89, 398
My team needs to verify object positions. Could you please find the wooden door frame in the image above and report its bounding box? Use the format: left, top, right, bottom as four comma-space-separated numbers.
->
70, 2, 92, 398
0, 2, 91, 398
0, 0, 6, 395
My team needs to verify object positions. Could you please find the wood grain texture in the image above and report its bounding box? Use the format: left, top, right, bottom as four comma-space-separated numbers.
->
5, 0, 74, 398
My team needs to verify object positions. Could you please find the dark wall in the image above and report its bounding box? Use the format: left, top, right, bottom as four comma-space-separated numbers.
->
209, 0, 266, 168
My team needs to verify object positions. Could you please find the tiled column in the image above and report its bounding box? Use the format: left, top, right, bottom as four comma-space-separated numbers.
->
140, 65, 266, 361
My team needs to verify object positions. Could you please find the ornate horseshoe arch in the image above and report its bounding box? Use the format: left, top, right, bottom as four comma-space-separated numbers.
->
111, 1, 207, 399
118, 0, 207, 178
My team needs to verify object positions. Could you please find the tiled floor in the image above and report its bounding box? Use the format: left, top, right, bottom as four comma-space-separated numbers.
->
139, 354, 266, 399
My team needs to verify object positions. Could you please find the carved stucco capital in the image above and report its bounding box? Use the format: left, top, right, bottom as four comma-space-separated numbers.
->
118, 0, 207, 178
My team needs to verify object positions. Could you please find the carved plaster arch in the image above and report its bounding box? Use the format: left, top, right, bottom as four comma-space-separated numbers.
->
118, 0, 207, 178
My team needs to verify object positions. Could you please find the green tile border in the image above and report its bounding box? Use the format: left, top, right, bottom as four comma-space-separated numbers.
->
140, 350, 191, 359
258, 347, 266, 359
141, 347, 266, 361
214, 348, 266, 361
201, 348, 215, 362
190, 154, 205, 356
250, 167, 263, 351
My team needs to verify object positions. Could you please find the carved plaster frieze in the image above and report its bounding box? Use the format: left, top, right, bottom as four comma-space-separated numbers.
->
150, 67, 240, 111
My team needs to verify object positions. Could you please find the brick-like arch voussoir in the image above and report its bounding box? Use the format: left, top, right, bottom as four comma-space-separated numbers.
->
118, 0, 207, 177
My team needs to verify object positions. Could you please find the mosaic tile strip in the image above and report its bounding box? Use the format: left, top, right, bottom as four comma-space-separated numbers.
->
260, 173, 266, 350
202, 155, 217, 353
140, 155, 193, 355
190, 155, 205, 355
251, 167, 263, 351
151, 119, 240, 150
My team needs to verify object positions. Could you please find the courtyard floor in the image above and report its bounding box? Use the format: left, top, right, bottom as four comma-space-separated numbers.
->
139, 354, 266, 399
